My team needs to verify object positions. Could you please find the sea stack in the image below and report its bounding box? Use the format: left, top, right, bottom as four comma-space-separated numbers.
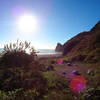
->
55, 43, 63, 52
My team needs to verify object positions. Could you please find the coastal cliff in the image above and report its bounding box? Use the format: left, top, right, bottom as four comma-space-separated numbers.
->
55, 21, 100, 63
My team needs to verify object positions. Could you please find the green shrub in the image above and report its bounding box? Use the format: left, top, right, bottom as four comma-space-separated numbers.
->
85, 48, 100, 63
44, 91, 73, 100
43, 72, 69, 92
0, 51, 35, 67
0, 68, 47, 92
0, 40, 37, 67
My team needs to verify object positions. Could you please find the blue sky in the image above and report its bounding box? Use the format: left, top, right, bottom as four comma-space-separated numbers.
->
0, 0, 100, 49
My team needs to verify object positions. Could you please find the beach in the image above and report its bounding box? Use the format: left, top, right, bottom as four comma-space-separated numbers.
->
37, 53, 62, 59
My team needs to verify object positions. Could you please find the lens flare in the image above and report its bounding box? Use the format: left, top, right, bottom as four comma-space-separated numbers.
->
70, 75, 86, 93
57, 58, 63, 64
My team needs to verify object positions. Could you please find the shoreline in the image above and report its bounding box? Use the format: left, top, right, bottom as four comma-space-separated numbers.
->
37, 53, 62, 59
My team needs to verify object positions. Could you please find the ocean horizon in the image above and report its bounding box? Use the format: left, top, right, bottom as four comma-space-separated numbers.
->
0, 48, 61, 55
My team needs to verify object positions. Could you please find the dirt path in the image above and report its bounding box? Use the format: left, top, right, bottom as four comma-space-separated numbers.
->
53, 63, 89, 79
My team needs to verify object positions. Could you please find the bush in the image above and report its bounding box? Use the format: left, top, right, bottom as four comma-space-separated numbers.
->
0, 68, 47, 92
0, 51, 35, 67
43, 72, 69, 91
85, 48, 100, 63
0, 40, 37, 67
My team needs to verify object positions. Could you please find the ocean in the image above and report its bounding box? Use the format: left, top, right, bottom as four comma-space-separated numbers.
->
37, 49, 59, 55
0, 48, 61, 55
0, 48, 3, 52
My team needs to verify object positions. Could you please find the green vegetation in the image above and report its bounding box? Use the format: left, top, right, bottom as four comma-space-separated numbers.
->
0, 41, 100, 100
0, 40, 37, 67
84, 48, 100, 63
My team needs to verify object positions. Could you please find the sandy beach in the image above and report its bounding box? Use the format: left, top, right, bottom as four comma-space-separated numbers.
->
37, 53, 62, 59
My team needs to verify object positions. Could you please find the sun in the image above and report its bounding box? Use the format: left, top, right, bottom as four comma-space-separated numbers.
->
17, 14, 38, 33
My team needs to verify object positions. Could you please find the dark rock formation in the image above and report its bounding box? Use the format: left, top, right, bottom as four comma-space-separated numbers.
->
55, 43, 63, 52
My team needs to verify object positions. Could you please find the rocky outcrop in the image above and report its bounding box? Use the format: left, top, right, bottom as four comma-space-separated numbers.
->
55, 43, 63, 52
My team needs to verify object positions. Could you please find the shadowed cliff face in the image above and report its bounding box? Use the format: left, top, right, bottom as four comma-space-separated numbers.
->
55, 21, 100, 63
55, 43, 63, 52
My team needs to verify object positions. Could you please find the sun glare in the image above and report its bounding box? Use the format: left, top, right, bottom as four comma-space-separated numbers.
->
17, 14, 38, 33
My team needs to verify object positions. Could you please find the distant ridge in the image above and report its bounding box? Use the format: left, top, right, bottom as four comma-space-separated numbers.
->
55, 21, 100, 63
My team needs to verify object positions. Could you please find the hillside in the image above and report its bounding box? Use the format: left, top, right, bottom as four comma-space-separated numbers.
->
55, 21, 100, 63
